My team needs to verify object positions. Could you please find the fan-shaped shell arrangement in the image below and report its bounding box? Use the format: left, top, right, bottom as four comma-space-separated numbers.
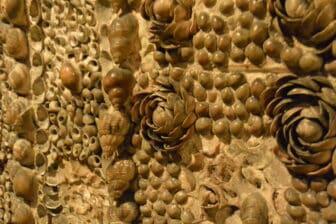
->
1, 0, 336, 223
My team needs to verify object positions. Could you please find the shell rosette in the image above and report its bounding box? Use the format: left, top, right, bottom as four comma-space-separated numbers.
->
262, 74, 336, 176
132, 83, 196, 152
270, 0, 336, 56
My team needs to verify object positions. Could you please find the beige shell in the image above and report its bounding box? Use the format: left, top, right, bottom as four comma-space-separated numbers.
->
13, 139, 35, 166
59, 61, 82, 93
116, 202, 139, 223
0, 0, 28, 26
240, 192, 268, 224
11, 201, 35, 224
8, 64, 30, 96
7, 161, 37, 202
5, 28, 29, 60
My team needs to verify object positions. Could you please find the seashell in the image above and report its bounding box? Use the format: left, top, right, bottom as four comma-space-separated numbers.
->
167, 163, 181, 177
209, 102, 223, 119
150, 176, 162, 189
103, 67, 133, 107
106, 159, 136, 199
301, 190, 317, 207
35, 129, 48, 144
327, 180, 336, 199
153, 51, 166, 64
245, 96, 262, 114
108, 13, 140, 64
217, 34, 231, 52
236, 0, 249, 10
298, 52, 323, 73
196, 49, 210, 67
239, 12, 254, 28
249, 0, 266, 18
167, 204, 181, 219
87, 155, 101, 168
195, 117, 212, 135
198, 72, 213, 89
280, 47, 302, 69
5, 28, 29, 60
193, 32, 205, 49
34, 152, 47, 175
30, 25, 44, 42
249, 21, 268, 45
263, 37, 283, 59
147, 189, 158, 202
233, 101, 249, 120
193, 82, 207, 101
213, 118, 230, 138
59, 62, 82, 93
0, 0, 28, 26
8, 64, 30, 96
116, 202, 139, 223
316, 191, 330, 207
179, 47, 194, 61
232, 28, 250, 48
13, 139, 34, 166
245, 42, 265, 65
292, 177, 308, 193
251, 78, 266, 98
7, 161, 36, 202
11, 201, 35, 224
219, 0, 234, 14
150, 160, 164, 176
181, 210, 195, 224
286, 205, 306, 221
165, 177, 182, 192
221, 87, 235, 105
153, 200, 166, 215
321, 201, 336, 222
211, 15, 225, 34
212, 51, 227, 66
310, 178, 327, 192
235, 83, 251, 102
203, 0, 216, 8
230, 45, 246, 62
32, 77, 45, 97
230, 119, 244, 137
197, 12, 210, 31
284, 188, 301, 205
240, 192, 268, 224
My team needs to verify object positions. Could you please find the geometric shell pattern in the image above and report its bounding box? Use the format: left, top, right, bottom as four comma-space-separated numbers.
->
1, 0, 336, 224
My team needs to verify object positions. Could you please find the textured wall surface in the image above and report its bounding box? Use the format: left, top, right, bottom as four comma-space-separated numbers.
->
1, 0, 336, 223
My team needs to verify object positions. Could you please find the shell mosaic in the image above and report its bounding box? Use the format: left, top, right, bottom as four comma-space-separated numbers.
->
1, 0, 336, 223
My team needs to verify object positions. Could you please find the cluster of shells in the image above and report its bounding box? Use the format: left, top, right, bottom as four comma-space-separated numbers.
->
1, 0, 336, 223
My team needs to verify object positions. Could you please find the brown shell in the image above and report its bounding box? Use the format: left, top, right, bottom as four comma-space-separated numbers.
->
5, 28, 29, 60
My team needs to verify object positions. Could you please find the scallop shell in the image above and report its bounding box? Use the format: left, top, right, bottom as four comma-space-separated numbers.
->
240, 192, 268, 224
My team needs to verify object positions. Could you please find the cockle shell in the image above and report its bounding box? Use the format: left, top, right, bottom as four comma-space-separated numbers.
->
8, 63, 30, 96
5, 28, 29, 60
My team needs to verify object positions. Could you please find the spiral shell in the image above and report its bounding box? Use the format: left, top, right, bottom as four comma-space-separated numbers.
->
116, 202, 139, 223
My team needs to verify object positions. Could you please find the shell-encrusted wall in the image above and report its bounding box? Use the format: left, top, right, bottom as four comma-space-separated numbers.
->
1, 0, 336, 223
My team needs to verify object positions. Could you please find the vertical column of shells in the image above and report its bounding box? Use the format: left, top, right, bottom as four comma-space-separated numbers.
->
0, 0, 38, 224
96, 0, 140, 223
37, 0, 103, 221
